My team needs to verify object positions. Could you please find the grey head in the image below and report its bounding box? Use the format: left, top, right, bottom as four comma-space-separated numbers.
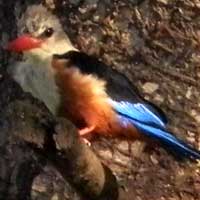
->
7, 5, 77, 115
17, 4, 76, 56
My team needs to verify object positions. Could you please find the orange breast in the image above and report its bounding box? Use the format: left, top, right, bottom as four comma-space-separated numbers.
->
52, 60, 140, 139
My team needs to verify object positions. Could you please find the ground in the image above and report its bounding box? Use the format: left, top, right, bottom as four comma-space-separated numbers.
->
0, 0, 200, 200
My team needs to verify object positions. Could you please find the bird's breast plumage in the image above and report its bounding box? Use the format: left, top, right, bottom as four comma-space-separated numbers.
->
52, 61, 139, 138
9, 58, 61, 115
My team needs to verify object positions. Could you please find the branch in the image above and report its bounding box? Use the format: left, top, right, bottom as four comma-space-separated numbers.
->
0, 72, 118, 200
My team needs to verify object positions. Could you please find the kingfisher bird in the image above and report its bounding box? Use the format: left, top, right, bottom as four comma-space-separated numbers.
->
6, 5, 200, 159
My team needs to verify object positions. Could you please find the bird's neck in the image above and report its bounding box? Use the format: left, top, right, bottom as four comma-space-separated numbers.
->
11, 44, 77, 115
23, 50, 54, 75
11, 53, 59, 115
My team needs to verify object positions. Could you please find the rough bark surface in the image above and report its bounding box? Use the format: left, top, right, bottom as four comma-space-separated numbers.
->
0, 0, 200, 200
0, 72, 118, 200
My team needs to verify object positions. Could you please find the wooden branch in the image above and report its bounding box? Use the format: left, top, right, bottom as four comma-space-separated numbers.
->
0, 72, 118, 200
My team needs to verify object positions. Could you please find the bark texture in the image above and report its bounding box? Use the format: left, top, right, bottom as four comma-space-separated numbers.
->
0, 0, 200, 200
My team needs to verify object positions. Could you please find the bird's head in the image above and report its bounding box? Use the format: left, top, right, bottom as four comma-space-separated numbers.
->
6, 5, 76, 57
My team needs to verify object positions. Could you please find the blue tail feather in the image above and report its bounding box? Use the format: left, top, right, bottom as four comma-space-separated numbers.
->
127, 117, 200, 159
109, 99, 200, 160
109, 100, 166, 129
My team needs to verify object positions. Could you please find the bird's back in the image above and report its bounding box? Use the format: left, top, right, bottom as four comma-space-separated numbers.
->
53, 51, 167, 126
52, 58, 141, 138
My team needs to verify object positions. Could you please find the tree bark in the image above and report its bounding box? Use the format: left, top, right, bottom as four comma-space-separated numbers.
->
0, 72, 118, 200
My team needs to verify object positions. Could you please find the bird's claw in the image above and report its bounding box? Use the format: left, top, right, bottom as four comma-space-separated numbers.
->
79, 125, 95, 136
82, 138, 91, 146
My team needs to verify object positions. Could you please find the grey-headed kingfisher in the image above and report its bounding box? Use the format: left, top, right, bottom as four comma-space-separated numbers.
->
6, 5, 200, 159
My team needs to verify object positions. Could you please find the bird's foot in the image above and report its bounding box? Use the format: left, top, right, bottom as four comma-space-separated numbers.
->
79, 126, 95, 146
82, 138, 91, 146
79, 125, 95, 136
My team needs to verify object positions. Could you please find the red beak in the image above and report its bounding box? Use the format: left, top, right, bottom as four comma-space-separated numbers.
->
6, 35, 43, 52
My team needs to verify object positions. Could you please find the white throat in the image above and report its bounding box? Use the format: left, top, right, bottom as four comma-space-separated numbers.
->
9, 42, 77, 115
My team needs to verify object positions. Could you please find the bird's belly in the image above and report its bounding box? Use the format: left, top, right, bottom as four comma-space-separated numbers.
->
54, 66, 140, 138
11, 62, 61, 115
66, 103, 140, 139
88, 112, 140, 138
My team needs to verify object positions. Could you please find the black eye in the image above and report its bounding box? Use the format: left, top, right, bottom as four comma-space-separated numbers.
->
42, 27, 54, 38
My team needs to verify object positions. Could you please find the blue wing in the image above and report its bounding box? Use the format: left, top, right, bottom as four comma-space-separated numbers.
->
109, 100, 166, 129
109, 99, 200, 160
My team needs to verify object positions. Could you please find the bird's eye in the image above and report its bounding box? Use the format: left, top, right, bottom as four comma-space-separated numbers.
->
42, 28, 54, 38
